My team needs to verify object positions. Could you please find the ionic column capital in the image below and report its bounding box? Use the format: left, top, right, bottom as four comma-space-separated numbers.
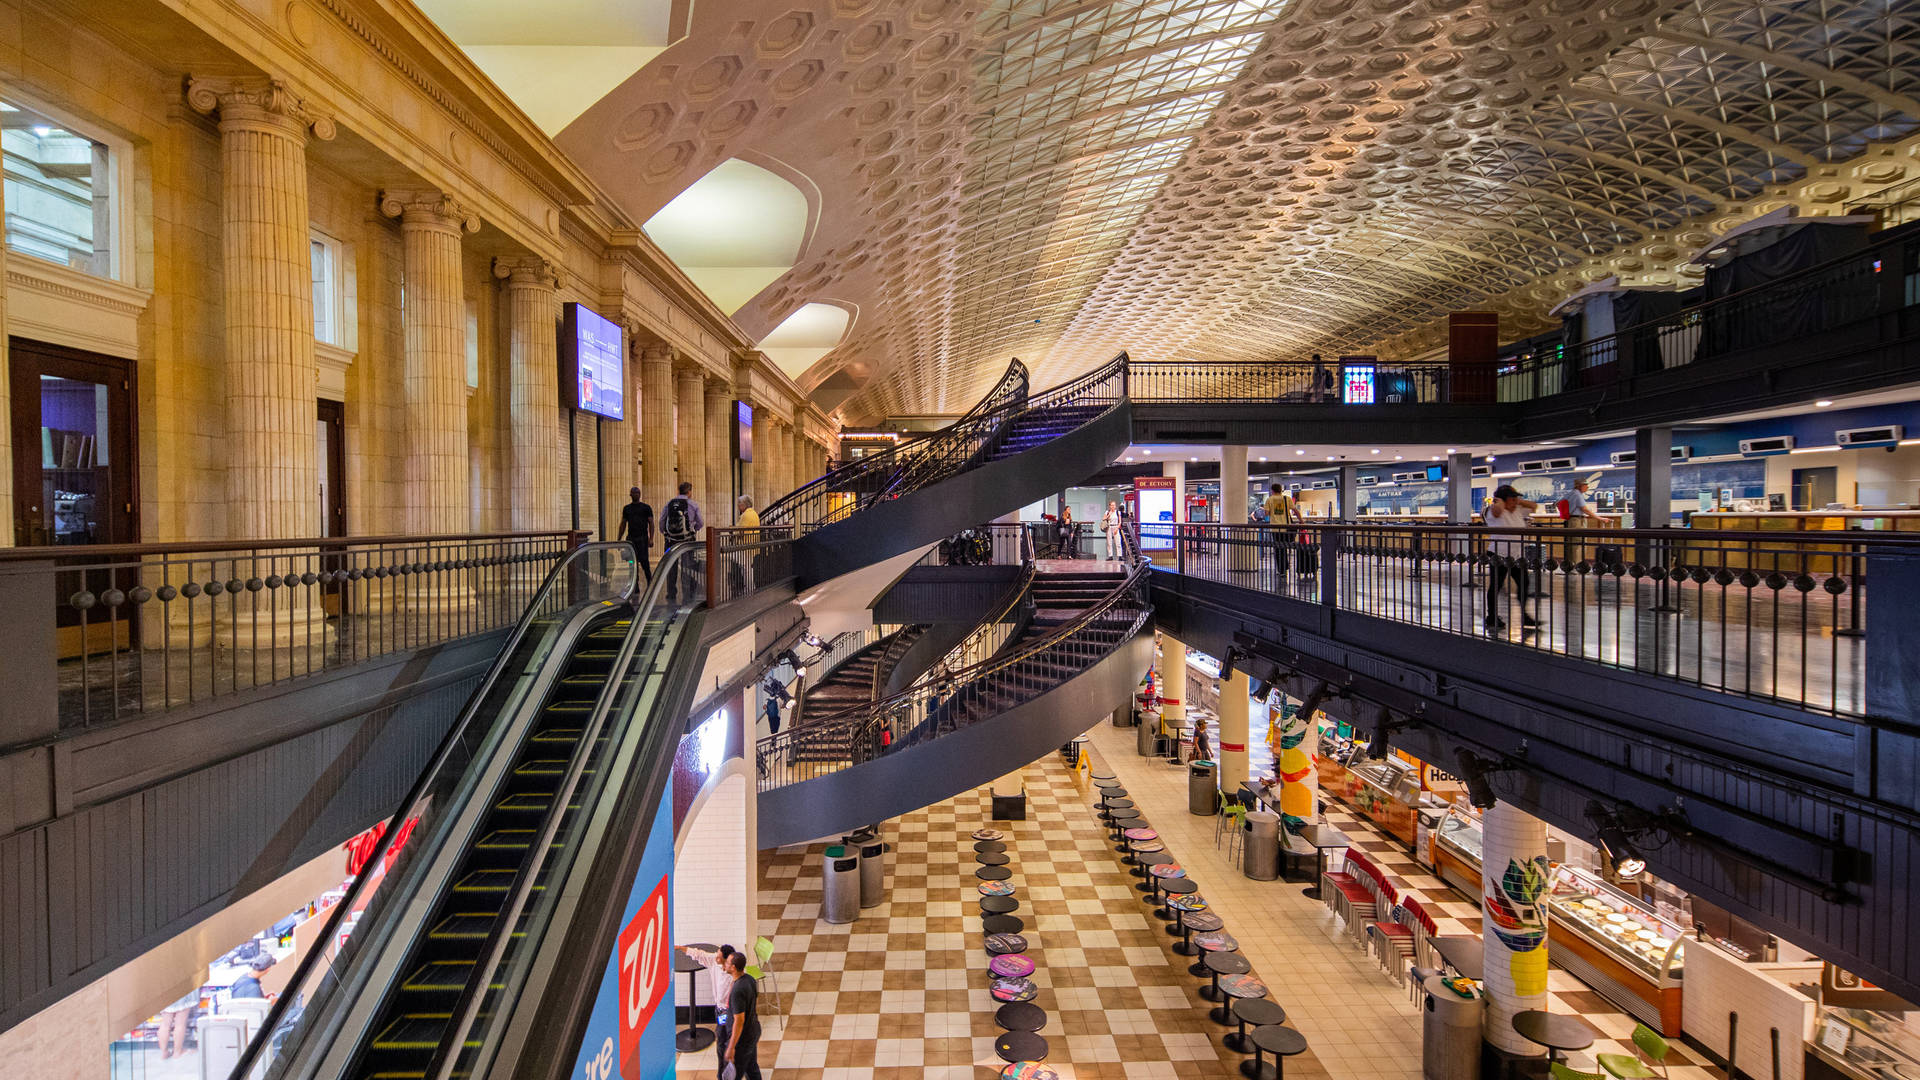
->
379, 190, 480, 235
187, 76, 336, 142
491, 255, 559, 291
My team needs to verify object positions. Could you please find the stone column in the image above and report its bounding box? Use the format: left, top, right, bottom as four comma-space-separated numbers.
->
0, 150, 9, 545
1218, 665, 1251, 792
639, 345, 676, 512
1222, 444, 1255, 572
749, 403, 773, 512
675, 365, 706, 506
1274, 695, 1320, 839
1481, 801, 1552, 1055
793, 424, 815, 488
188, 77, 336, 541
381, 191, 478, 537
494, 257, 566, 532
1447, 451, 1475, 522
705, 380, 732, 516
768, 419, 791, 503
1156, 630, 1187, 747
600, 324, 640, 525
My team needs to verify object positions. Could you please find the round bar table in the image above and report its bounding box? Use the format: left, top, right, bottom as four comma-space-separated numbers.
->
977, 865, 1012, 881
1002, 1064, 1059, 1080
1125, 838, 1164, 872
1166, 893, 1209, 938
1213, 972, 1270, 1025
975, 839, 1008, 854
985, 932, 1029, 956
1155, 876, 1198, 921
1105, 807, 1140, 840
976, 850, 1010, 866
1174, 909, 1224, 956
1200, 949, 1251, 1003
672, 948, 716, 1052
1226, 998, 1285, 1054
996, 1001, 1046, 1031
994, 1030, 1049, 1063
1243, 1024, 1307, 1080
981, 914, 1025, 934
1511, 1011, 1594, 1064
1188, 928, 1239, 976
1134, 850, 1172, 891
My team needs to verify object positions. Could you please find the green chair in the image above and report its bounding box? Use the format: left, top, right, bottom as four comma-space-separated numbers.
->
1551, 1063, 1608, 1080
743, 936, 781, 1032
1596, 1024, 1669, 1080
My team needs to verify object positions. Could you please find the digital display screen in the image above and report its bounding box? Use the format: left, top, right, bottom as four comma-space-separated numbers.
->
1137, 487, 1175, 550
1426, 465, 1443, 482
734, 400, 753, 463
1342, 363, 1376, 405
565, 303, 625, 420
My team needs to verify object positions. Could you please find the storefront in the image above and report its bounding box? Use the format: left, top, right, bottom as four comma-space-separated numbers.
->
1313, 727, 1458, 850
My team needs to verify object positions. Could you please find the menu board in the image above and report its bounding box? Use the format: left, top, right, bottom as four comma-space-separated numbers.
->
562, 303, 626, 420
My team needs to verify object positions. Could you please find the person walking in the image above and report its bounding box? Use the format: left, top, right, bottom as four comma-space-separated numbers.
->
733, 495, 760, 593
1262, 483, 1300, 582
721, 950, 762, 1080
684, 945, 737, 1077
1058, 504, 1077, 557
661, 481, 704, 601
1101, 500, 1123, 558
157, 990, 198, 1060
615, 487, 654, 583
1484, 484, 1540, 633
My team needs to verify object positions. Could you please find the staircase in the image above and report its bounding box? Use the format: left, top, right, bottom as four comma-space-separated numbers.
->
986, 404, 1111, 462
785, 626, 929, 765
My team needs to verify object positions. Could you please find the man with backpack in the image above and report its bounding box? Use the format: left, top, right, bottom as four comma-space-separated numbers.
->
661, 481, 704, 601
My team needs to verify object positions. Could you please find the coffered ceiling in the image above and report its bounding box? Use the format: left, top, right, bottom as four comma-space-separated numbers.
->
522, 0, 1920, 422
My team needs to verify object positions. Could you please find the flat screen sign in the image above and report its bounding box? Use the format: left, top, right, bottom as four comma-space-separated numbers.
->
1342, 363, 1376, 405
564, 303, 626, 420
1135, 477, 1176, 551
734, 401, 753, 463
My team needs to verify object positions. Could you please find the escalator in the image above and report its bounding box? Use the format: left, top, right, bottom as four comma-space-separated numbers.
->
230, 542, 713, 1080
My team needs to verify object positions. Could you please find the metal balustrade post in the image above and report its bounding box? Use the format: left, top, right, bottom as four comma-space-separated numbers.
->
1866, 544, 1920, 726
1320, 527, 1341, 610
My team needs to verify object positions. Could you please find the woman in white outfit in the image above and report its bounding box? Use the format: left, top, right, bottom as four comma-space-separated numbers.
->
1102, 501, 1123, 558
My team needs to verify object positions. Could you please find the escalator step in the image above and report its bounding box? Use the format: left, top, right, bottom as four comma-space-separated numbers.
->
453, 869, 547, 894
493, 792, 580, 813
371, 1012, 454, 1050
429, 912, 528, 941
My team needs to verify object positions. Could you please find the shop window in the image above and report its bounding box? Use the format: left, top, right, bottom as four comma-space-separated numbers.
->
2, 98, 115, 278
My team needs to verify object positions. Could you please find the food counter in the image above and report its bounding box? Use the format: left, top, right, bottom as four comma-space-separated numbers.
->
1686, 511, 1920, 576
1807, 1004, 1920, 1080
1430, 804, 1484, 897
1548, 865, 1686, 1034
1315, 740, 1440, 848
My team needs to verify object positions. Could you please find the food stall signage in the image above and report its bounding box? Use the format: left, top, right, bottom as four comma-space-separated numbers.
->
1821, 963, 1910, 1010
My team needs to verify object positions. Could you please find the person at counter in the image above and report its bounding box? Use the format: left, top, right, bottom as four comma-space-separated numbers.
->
229, 955, 275, 999
1567, 478, 1605, 525
1485, 485, 1540, 633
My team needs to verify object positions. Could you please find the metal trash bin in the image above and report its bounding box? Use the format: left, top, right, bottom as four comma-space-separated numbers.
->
1188, 760, 1218, 816
1242, 810, 1280, 880
848, 828, 887, 909
822, 844, 860, 924
1115, 705, 1136, 728
1421, 975, 1484, 1080
1138, 709, 1161, 756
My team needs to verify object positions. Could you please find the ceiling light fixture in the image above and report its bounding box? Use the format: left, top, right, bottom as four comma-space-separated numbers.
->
1586, 801, 1648, 880
1816, 400, 1834, 408
1296, 449, 1305, 455
1371, 449, 1380, 454
1446, 448, 1456, 454
1258, 456, 1267, 462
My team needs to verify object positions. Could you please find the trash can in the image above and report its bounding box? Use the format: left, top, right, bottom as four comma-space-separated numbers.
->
1114, 705, 1136, 728
1188, 760, 1218, 816
1242, 810, 1280, 881
849, 828, 887, 909
1422, 975, 1484, 1080
1137, 709, 1161, 756
822, 844, 860, 924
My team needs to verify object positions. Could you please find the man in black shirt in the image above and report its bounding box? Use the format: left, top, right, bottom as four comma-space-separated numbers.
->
722, 951, 761, 1079
615, 487, 654, 582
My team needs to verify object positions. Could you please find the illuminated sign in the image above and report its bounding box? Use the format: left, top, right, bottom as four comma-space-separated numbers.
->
1135, 476, 1176, 551
1342, 362, 1376, 405
733, 401, 753, 463
561, 303, 626, 420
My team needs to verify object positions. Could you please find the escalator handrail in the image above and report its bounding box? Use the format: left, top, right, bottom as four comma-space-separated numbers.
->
426, 540, 702, 1080
226, 541, 639, 1080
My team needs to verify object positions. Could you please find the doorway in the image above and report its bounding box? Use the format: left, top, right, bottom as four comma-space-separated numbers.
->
9, 338, 138, 655
1791, 466, 1838, 511
317, 399, 347, 616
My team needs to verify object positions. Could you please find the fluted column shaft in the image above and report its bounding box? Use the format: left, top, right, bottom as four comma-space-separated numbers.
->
383, 192, 477, 536
750, 404, 773, 511
675, 366, 706, 505
705, 381, 732, 514
191, 78, 334, 541
0, 130, 12, 546
496, 257, 566, 532
771, 420, 793, 503
640, 347, 676, 512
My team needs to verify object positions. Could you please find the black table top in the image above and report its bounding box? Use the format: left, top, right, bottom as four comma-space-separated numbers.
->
995, 1001, 1047, 1031
1160, 877, 1199, 895
981, 914, 1025, 934
1181, 910, 1225, 932
672, 953, 703, 974
1107, 810, 1141, 825
1296, 824, 1349, 849
974, 839, 1008, 853
1233, 998, 1286, 1027
1098, 786, 1128, 799
1512, 1011, 1595, 1053
976, 851, 1011, 866
994, 1030, 1048, 1063
1430, 936, 1485, 982
980, 895, 1018, 914
1136, 851, 1173, 867
1204, 950, 1251, 976
1253, 1025, 1308, 1056
1102, 797, 1134, 810
977, 865, 1012, 881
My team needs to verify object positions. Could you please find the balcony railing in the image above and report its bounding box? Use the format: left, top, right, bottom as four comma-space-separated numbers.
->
1145, 521, 1898, 718
0, 530, 583, 736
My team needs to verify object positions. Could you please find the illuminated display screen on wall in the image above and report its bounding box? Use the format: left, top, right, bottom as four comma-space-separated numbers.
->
734, 400, 753, 462
1342, 363, 1375, 405
561, 303, 625, 420
1135, 477, 1176, 551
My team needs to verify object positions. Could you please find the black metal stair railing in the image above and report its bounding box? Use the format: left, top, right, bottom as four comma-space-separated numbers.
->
754, 520, 1147, 790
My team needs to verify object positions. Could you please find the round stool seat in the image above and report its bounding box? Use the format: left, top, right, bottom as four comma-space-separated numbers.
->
976, 851, 1010, 866
1102, 797, 1134, 811
1241, 1024, 1307, 1079
1127, 840, 1165, 854
994, 1030, 1048, 1063
1148, 862, 1187, 880
980, 895, 1018, 915
1002, 1063, 1059, 1080
1098, 787, 1128, 800
1211, 972, 1270, 1025
981, 914, 1025, 934
974, 840, 1008, 853
977, 865, 1012, 881
1123, 827, 1159, 841
979, 880, 1016, 897
989, 953, 1036, 979
1224, 999, 1288, 1055
990, 976, 1039, 1003
1182, 910, 1225, 933
1201, 949, 1251, 1003
972, 828, 1004, 841
1196, 930, 1240, 952
1093, 777, 1120, 788
995, 1001, 1046, 1032
985, 932, 1029, 956
1168, 893, 1209, 913
1135, 850, 1172, 890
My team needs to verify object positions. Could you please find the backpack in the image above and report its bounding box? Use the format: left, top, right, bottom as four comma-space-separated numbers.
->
662, 497, 694, 544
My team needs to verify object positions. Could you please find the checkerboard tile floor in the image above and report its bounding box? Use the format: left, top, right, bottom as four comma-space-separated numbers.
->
694, 754, 1338, 1079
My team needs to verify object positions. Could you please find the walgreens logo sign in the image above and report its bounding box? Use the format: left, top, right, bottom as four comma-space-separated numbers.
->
617, 877, 671, 1077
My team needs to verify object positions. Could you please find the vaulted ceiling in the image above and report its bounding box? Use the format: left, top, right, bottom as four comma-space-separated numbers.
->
513, 0, 1920, 421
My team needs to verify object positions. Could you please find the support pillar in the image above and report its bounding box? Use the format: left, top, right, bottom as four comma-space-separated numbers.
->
705, 380, 732, 514
494, 257, 566, 531
640, 346, 676, 513
1157, 630, 1187, 747
380, 190, 478, 537
751, 402, 774, 512
791, 422, 810, 489
773, 420, 794, 501
1162, 460, 1185, 522
190, 78, 335, 541
1218, 665, 1250, 792
1337, 465, 1358, 522
1274, 696, 1320, 839
675, 365, 706, 504
1481, 801, 1552, 1056
1447, 452, 1474, 522
0, 119, 9, 544
1633, 425, 1672, 532
1223, 444, 1255, 572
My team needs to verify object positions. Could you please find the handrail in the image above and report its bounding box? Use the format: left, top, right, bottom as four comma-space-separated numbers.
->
224, 541, 639, 1080
0, 528, 580, 562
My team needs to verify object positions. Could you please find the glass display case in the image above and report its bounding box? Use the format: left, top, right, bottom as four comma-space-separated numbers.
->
1548, 865, 1687, 1033
1811, 1005, 1920, 1080
1431, 804, 1484, 895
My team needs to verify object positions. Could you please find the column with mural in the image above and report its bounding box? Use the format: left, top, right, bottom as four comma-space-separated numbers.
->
1481, 800, 1552, 1055
1273, 694, 1320, 839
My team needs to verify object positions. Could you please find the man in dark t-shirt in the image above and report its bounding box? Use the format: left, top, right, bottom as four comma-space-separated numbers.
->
722, 951, 761, 1079
615, 487, 654, 582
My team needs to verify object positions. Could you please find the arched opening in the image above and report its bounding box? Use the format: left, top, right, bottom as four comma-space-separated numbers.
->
758, 301, 853, 380
643, 158, 809, 315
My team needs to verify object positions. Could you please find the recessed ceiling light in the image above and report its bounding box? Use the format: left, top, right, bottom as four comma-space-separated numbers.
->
1189, 456, 1197, 462
1258, 456, 1267, 462
1370, 449, 1380, 454
1296, 449, 1305, 455
1395, 455, 1403, 460
1142, 449, 1152, 455
1487, 455, 1496, 462
1816, 400, 1834, 407
1124, 457, 1133, 463
1446, 448, 1456, 454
